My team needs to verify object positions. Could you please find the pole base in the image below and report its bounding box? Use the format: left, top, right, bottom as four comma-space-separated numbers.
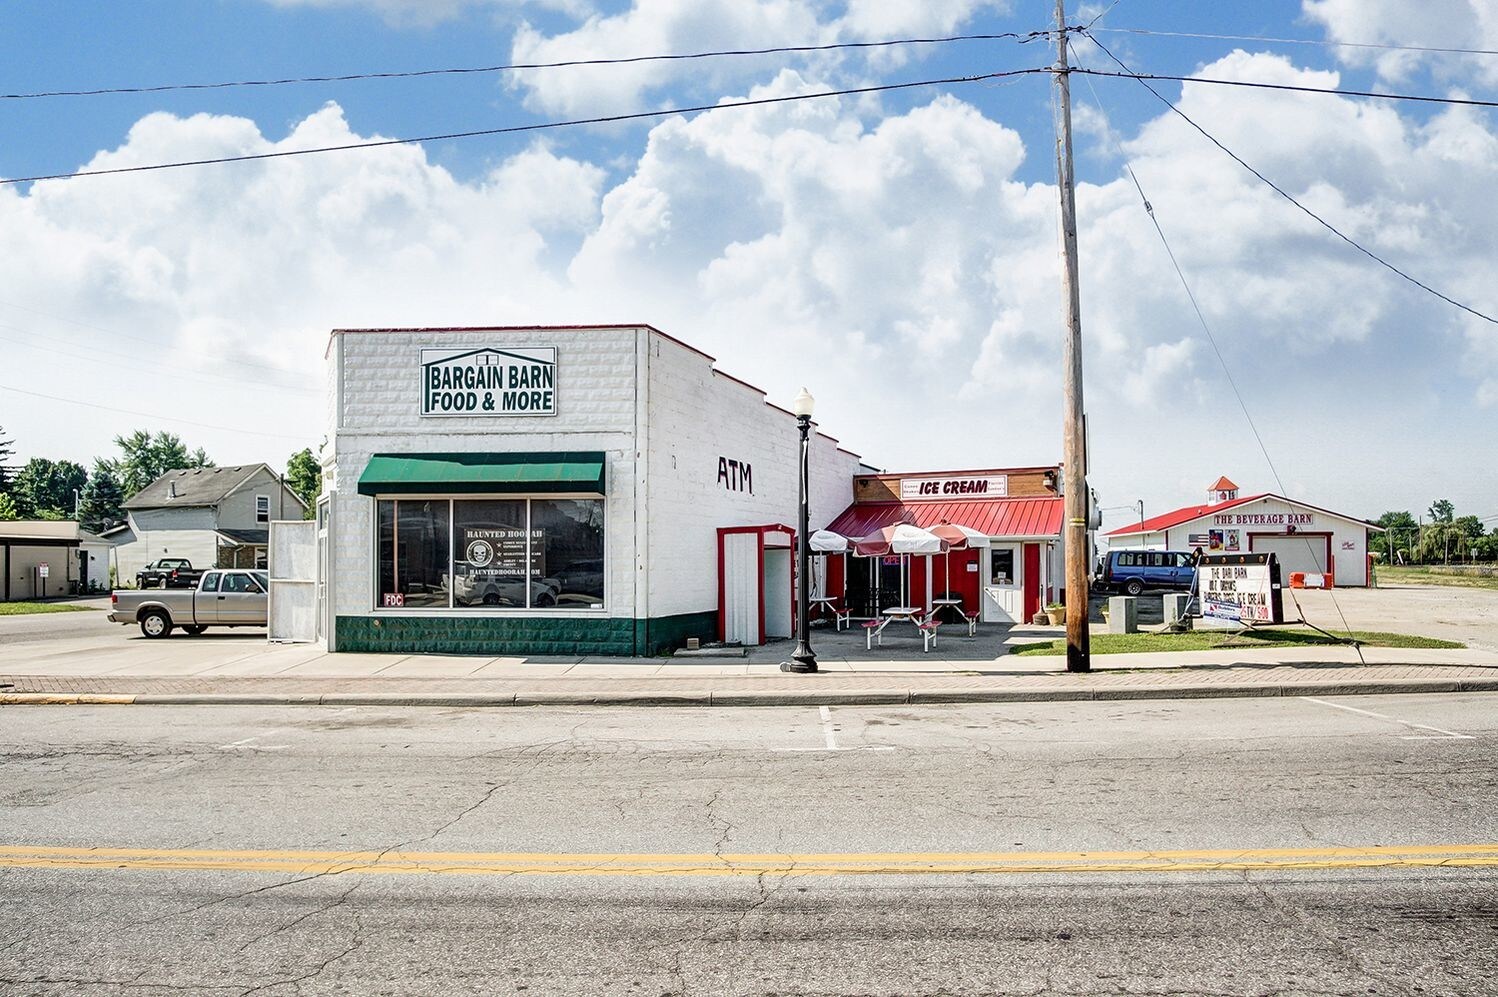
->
781, 644, 818, 673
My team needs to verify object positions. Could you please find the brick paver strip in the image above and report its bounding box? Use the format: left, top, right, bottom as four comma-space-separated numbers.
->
3, 663, 1497, 705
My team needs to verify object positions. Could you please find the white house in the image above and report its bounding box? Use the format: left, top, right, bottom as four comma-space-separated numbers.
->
107, 464, 306, 584
1105, 477, 1380, 587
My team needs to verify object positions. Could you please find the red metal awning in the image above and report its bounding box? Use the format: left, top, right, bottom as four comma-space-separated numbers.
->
825, 497, 1064, 539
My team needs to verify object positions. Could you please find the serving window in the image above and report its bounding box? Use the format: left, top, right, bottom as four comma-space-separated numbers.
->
376, 496, 604, 611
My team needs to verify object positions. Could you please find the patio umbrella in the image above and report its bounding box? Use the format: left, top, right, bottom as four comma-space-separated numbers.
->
809, 530, 850, 553
929, 523, 990, 602
808, 530, 850, 601
852, 524, 948, 608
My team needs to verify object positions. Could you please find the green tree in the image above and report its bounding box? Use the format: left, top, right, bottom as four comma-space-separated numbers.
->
12, 458, 87, 519
0, 425, 13, 494
285, 448, 321, 519
107, 430, 214, 498
1373, 511, 1417, 562
78, 460, 126, 534
0, 493, 18, 520
1428, 498, 1455, 524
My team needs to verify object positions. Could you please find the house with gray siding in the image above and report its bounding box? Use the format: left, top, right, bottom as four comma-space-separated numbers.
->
108, 464, 305, 584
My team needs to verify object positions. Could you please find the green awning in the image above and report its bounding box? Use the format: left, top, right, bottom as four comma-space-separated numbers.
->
357, 452, 606, 496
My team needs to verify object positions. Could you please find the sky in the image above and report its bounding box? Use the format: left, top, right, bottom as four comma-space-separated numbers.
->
1, 0, 1495, 537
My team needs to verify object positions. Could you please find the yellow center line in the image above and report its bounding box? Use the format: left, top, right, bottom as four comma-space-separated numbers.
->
0, 843, 1495, 877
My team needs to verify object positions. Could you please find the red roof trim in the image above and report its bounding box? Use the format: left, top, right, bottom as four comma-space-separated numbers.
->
1106, 493, 1381, 537
326, 324, 716, 363
827, 497, 1064, 540
328, 324, 864, 458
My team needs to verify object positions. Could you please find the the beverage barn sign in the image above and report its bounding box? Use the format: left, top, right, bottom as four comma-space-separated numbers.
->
1197, 552, 1284, 624
420, 347, 557, 417
900, 474, 1008, 501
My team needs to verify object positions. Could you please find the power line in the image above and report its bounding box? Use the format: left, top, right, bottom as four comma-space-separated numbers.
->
1075, 65, 1365, 651
0, 383, 312, 441
1084, 1, 1127, 31
1072, 68, 1498, 109
1094, 26, 1498, 58
1, 32, 1047, 101
0, 67, 1050, 186
1082, 31, 1498, 327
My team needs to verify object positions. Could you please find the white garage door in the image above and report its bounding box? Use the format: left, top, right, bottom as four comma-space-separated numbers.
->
1252, 535, 1330, 580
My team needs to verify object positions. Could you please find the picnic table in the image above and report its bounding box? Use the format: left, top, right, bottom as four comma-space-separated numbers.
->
928, 597, 977, 636
809, 597, 850, 631
861, 606, 926, 649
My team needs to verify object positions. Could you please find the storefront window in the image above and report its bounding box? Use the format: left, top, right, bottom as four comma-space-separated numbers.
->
374, 496, 604, 610
530, 499, 605, 609
452, 499, 529, 608
376, 498, 451, 608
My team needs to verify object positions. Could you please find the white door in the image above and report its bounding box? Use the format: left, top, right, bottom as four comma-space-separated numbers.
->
267, 520, 318, 642
981, 544, 1024, 623
722, 533, 760, 645
763, 547, 792, 638
316, 496, 329, 643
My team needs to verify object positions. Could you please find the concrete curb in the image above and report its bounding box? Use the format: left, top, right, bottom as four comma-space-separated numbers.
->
4, 677, 1497, 707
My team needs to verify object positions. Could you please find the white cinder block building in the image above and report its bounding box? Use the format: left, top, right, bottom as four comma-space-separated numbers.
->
319, 325, 867, 655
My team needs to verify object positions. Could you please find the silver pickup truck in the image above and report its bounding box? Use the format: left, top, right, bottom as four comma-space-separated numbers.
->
109, 569, 269, 638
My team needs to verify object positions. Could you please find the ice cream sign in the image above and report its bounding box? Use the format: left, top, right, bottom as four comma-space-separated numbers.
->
900, 475, 1008, 501
420, 346, 557, 416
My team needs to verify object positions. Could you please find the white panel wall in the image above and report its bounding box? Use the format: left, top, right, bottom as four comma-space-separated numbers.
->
643, 335, 863, 620
269, 520, 318, 642
327, 327, 643, 622
721, 532, 759, 645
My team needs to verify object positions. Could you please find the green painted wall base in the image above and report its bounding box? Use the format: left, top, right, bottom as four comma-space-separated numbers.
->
335, 610, 717, 657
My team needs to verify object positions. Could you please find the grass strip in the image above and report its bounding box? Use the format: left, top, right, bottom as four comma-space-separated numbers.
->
0, 601, 98, 616
1377, 566, 1498, 591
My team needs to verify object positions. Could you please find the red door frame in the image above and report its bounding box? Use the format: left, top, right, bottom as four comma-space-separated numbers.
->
717, 524, 796, 644
1249, 532, 1334, 581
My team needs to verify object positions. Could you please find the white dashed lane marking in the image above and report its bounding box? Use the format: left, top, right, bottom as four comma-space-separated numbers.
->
1301, 697, 1475, 740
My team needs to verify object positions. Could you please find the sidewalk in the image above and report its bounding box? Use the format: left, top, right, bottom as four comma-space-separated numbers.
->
2, 629, 1495, 706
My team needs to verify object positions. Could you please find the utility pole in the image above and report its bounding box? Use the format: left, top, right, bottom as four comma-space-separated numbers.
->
1054, 0, 1089, 672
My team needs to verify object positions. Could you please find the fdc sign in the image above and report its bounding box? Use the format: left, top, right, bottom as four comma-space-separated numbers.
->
420, 347, 557, 417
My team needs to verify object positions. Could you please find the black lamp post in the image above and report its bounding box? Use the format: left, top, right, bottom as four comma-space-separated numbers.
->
782, 387, 818, 674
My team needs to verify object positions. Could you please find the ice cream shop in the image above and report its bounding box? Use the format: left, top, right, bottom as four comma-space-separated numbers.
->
816, 467, 1070, 626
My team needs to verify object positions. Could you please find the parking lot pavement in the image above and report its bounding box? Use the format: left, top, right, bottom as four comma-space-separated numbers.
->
1275, 583, 1498, 651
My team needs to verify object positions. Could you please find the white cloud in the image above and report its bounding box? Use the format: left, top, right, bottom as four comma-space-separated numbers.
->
4, 47, 1496, 520
506, 0, 1011, 116
259, 0, 586, 28
508, 0, 833, 117
1303, 0, 1498, 85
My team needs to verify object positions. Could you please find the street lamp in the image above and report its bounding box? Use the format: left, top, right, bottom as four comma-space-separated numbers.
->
782, 387, 818, 674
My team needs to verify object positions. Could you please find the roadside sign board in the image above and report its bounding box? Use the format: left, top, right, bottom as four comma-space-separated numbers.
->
37, 562, 49, 579
1197, 553, 1283, 624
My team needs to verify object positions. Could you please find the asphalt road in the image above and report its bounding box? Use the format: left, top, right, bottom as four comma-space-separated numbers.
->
1, 695, 1495, 995
0, 601, 116, 646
